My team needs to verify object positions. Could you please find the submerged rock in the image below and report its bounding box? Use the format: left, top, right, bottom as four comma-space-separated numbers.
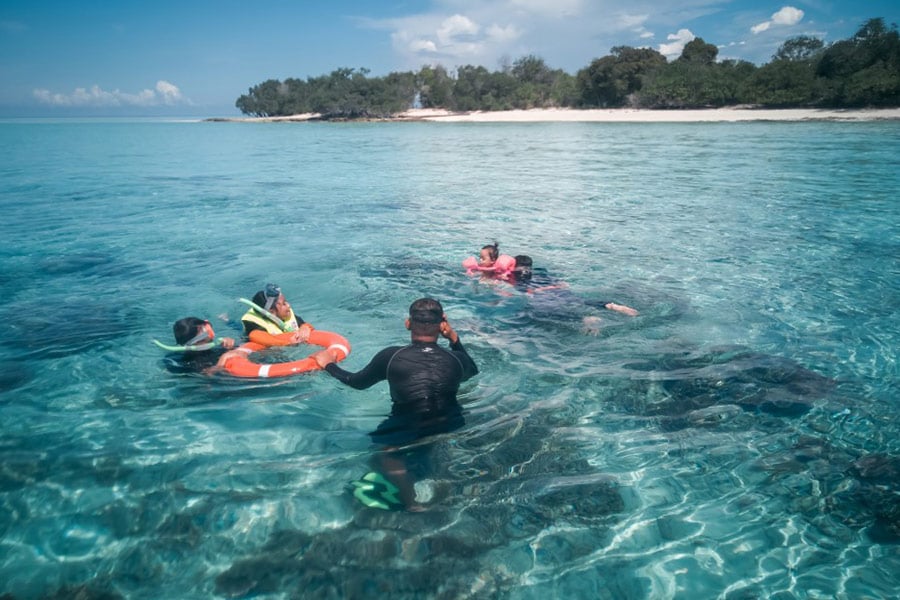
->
618, 345, 834, 420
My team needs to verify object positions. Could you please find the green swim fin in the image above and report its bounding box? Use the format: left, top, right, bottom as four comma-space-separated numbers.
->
349, 472, 403, 511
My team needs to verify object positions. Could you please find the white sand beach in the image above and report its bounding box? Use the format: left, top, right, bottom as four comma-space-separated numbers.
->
220, 107, 900, 123
393, 107, 900, 122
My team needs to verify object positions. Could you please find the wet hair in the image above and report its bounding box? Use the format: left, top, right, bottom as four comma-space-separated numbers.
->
173, 317, 206, 345
513, 255, 533, 283
251, 291, 268, 309
409, 297, 444, 335
481, 242, 499, 261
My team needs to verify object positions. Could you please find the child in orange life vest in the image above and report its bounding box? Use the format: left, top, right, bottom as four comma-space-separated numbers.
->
240, 283, 314, 347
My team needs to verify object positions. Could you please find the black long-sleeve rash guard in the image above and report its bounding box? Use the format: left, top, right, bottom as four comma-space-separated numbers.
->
324, 338, 478, 418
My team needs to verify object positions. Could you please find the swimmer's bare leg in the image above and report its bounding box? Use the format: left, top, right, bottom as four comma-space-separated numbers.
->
375, 449, 424, 512
604, 302, 639, 316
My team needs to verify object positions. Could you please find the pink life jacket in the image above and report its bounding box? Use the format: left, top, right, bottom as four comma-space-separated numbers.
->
463, 254, 517, 278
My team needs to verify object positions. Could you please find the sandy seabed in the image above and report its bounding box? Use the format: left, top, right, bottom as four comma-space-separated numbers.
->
217, 107, 900, 123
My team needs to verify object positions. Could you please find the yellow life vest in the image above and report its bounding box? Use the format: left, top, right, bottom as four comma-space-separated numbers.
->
241, 307, 299, 334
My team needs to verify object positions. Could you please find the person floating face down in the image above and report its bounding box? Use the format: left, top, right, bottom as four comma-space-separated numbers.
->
163, 317, 236, 374
509, 254, 639, 335
240, 283, 313, 347
313, 298, 479, 511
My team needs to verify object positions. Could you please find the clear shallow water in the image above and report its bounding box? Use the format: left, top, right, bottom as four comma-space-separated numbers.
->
0, 118, 898, 599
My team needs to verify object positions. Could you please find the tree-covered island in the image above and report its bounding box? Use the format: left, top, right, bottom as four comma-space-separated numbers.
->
235, 18, 899, 119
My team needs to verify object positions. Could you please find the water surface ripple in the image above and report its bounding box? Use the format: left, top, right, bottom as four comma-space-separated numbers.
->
0, 119, 898, 599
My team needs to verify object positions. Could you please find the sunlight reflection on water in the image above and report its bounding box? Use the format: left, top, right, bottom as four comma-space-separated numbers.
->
0, 120, 898, 599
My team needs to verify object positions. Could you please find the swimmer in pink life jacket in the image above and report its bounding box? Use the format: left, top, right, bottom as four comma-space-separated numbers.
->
462, 242, 517, 280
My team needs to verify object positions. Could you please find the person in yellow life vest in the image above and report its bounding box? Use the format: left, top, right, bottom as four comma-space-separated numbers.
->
240, 283, 313, 347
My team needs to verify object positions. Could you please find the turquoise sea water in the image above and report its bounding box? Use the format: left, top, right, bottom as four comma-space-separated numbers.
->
0, 118, 898, 599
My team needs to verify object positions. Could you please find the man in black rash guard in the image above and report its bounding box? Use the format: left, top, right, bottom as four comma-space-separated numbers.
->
313, 297, 478, 509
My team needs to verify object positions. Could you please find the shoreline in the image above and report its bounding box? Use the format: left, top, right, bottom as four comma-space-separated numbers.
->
209, 107, 900, 123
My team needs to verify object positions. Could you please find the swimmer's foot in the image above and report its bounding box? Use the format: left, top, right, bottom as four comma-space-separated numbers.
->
349, 472, 404, 511
581, 316, 602, 336
605, 303, 639, 316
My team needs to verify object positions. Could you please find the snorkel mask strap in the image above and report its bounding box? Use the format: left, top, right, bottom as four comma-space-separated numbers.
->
237, 297, 288, 331
263, 283, 281, 311
153, 338, 224, 352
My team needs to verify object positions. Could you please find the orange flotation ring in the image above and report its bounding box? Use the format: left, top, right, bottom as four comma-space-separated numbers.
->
222, 329, 351, 378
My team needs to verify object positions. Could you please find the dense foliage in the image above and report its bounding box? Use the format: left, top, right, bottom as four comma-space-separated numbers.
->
236, 18, 899, 117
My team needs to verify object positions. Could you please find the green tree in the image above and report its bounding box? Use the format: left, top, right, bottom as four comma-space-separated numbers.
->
549, 70, 578, 107
773, 35, 824, 62
510, 55, 555, 107
417, 65, 454, 108
817, 18, 900, 106
576, 55, 619, 106
306, 68, 371, 118
235, 15, 900, 117
576, 46, 666, 107
744, 36, 823, 106
280, 78, 312, 115
234, 79, 287, 117
452, 65, 493, 110
511, 55, 554, 86
637, 37, 759, 107
717, 59, 758, 104
679, 37, 718, 65
485, 70, 518, 110
745, 60, 820, 106
380, 71, 418, 114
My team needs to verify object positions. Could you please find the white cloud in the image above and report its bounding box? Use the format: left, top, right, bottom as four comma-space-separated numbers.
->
622, 14, 653, 41
437, 14, 479, 45
154, 80, 184, 105
617, 13, 648, 30
384, 11, 509, 65
486, 23, 521, 43
33, 81, 188, 108
772, 6, 804, 26
659, 28, 695, 59
509, 0, 583, 18
409, 38, 439, 53
751, 6, 804, 35
367, 1, 774, 71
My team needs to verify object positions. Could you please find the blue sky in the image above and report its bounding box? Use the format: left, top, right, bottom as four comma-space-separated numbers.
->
1, 0, 896, 116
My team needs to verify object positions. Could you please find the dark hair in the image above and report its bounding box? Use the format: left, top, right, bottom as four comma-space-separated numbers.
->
409, 297, 443, 323
251, 291, 267, 309
513, 255, 533, 283
481, 242, 499, 261
408, 297, 443, 335
173, 317, 206, 345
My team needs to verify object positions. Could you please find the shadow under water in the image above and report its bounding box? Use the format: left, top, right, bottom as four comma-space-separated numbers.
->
1, 296, 143, 361
214, 418, 624, 599
613, 345, 836, 425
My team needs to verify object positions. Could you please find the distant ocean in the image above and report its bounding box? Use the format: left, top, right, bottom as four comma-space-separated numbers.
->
0, 118, 898, 599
